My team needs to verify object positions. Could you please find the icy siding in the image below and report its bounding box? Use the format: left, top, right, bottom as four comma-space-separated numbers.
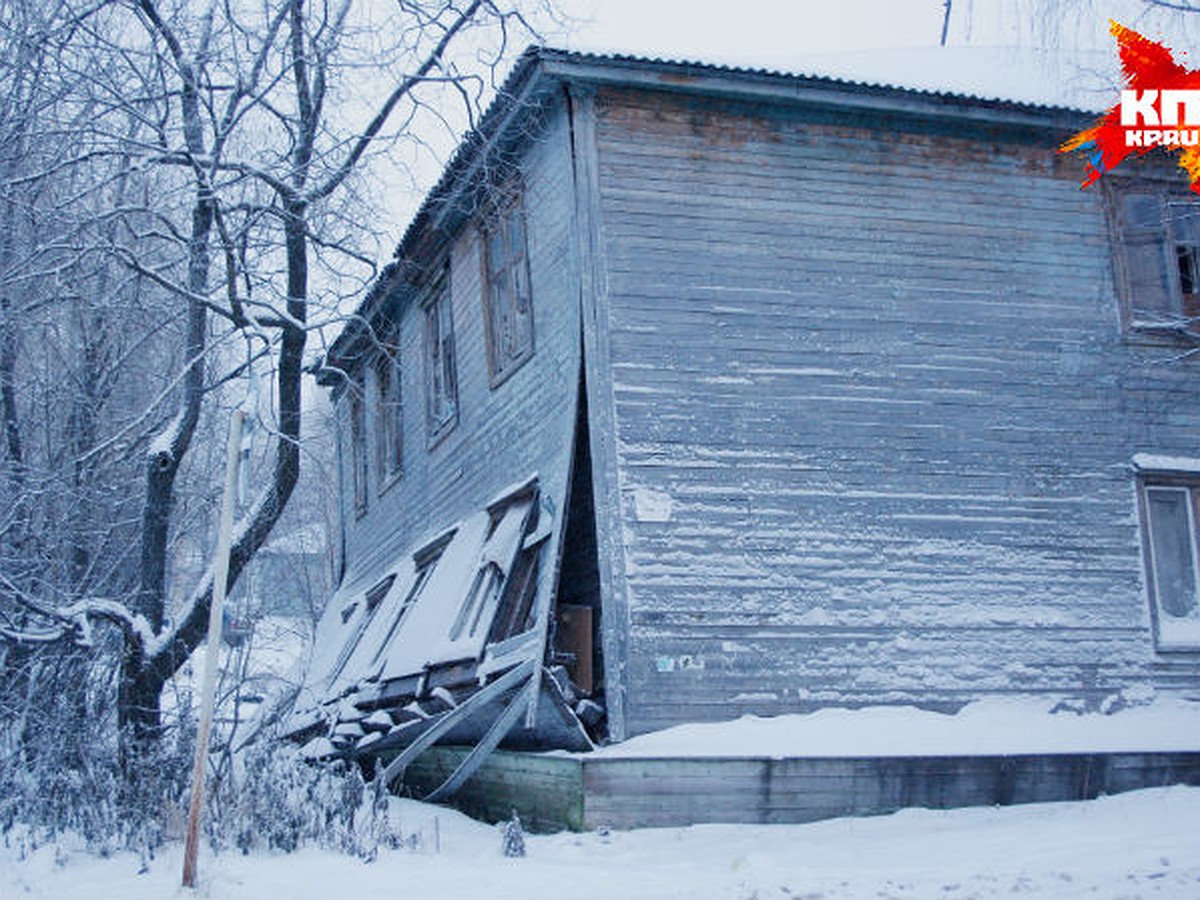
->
586, 85, 1200, 735
335, 94, 580, 614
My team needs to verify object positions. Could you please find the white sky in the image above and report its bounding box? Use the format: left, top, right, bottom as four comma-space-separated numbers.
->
537, 0, 1200, 106
548, 0, 1192, 62
343, 0, 1200, 302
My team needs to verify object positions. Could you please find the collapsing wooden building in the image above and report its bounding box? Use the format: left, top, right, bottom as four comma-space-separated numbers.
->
286, 48, 1200, 801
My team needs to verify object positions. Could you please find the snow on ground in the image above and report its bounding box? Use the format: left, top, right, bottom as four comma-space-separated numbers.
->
582, 695, 1200, 758
4, 787, 1199, 899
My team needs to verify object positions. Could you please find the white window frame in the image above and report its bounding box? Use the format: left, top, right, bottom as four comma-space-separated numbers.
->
1139, 476, 1200, 651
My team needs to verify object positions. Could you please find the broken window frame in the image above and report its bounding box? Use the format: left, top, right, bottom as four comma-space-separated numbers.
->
422, 268, 458, 444
1139, 475, 1200, 651
479, 181, 535, 387
450, 563, 505, 642
1109, 179, 1200, 330
374, 343, 403, 490
369, 531, 453, 669
327, 573, 397, 686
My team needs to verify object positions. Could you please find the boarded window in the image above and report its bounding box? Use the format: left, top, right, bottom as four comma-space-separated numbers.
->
480, 187, 534, 385
423, 275, 458, 441
1142, 483, 1200, 650
1113, 185, 1200, 325
374, 348, 402, 485
349, 386, 368, 515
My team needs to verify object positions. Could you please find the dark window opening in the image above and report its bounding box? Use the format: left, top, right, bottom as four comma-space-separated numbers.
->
487, 542, 541, 644
451, 563, 504, 641
349, 387, 368, 515
423, 273, 458, 441
480, 182, 534, 386
375, 348, 402, 485
1179, 246, 1197, 296
365, 573, 396, 613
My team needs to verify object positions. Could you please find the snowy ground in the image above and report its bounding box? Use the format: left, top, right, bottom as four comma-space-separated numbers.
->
5, 786, 1199, 900
580, 695, 1200, 758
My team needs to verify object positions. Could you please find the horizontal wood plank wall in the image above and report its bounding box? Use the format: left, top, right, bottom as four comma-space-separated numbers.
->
589, 86, 1200, 736
411, 748, 1200, 832
405, 747, 585, 832
340, 96, 580, 588
579, 752, 1200, 829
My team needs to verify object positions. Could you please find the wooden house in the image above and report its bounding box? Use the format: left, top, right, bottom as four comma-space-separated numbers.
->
286, 48, 1200, 802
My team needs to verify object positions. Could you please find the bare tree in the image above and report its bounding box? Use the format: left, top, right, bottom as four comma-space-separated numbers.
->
0, 0, 547, 772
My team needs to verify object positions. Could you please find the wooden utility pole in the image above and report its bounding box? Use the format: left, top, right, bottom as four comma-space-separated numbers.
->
182, 409, 244, 889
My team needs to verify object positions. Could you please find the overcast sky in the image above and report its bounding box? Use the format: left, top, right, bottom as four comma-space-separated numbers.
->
358, 1, 1200, 252
537, 0, 1200, 105
549, 0, 1192, 61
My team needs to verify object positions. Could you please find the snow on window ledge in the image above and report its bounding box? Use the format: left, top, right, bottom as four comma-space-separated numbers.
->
1132, 453, 1200, 476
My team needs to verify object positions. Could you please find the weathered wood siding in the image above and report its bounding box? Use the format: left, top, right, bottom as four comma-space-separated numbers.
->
338, 95, 580, 592
410, 746, 1200, 832
585, 86, 1200, 736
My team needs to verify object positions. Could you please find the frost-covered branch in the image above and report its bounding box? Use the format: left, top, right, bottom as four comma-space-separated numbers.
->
0, 571, 153, 648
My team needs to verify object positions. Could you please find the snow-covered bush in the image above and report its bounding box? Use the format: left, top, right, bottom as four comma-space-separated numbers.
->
206, 744, 402, 860
501, 810, 526, 858
0, 635, 402, 863
0, 648, 193, 860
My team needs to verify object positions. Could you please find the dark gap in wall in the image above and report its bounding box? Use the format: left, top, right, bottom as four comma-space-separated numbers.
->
552, 367, 605, 738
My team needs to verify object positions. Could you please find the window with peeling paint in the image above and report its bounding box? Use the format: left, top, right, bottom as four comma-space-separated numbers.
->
374, 346, 403, 486
422, 271, 458, 441
1140, 481, 1200, 650
1111, 183, 1200, 328
348, 384, 369, 515
480, 185, 534, 386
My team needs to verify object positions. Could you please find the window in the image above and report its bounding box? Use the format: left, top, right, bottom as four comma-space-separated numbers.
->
480, 187, 534, 385
1112, 183, 1200, 327
423, 274, 458, 441
348, 386, 368, 515
328, 573, 396, 684
369, 536, 447, 668
450, 563, 505, 641
374, 348, 402, 486
1140, 480, 1200, 650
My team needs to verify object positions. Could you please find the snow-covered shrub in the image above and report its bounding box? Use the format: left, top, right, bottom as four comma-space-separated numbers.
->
206, 743, 401, 860
0, 640, 194, 858
0, 639, 402, 863
0, 671, 194, 858
501, 810, 526, 858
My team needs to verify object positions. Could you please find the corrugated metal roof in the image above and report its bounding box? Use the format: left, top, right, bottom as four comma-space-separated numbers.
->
537, 45, 1092, 113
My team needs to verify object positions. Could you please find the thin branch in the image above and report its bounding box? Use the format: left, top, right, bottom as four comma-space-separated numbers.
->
306, 0, 485, 204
